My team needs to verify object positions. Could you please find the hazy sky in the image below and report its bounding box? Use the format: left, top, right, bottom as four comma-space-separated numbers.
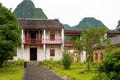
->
0, 0, 120, 29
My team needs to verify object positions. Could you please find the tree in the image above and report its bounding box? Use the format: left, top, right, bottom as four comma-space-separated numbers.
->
62, 49, 72, 69
0, 3, 21, 67
75, 27, 108, 71
99, 49, 120, 80
74, 38, 83, 62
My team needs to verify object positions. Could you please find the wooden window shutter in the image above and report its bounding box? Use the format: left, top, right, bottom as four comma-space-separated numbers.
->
50, 48, 55, 56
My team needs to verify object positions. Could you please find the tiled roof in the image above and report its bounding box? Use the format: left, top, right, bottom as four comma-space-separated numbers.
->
108, 29, 120, 34
18, 18, 63, 29
64, 29, 82, 36
111, 36, 120, 45
64, 29, 120, 36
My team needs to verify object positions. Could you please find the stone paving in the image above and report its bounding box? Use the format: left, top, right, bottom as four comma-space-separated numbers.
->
22, 62, 64, 80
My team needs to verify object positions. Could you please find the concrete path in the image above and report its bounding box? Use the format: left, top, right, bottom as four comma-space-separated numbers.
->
22, 63, 63, 80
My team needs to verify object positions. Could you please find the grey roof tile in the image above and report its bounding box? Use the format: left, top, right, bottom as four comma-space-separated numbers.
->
18, 18, 63, 29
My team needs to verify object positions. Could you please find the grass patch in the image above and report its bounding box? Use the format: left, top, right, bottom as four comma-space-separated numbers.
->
53, 63, 98, 80
0, 60, 24, 80
0, 68, 23, 80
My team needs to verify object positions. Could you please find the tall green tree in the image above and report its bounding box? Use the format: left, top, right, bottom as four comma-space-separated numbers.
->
75, 27, 108, 71
74, 37, 83, 62
99, 49, 120, 80
0, 3, 21, 67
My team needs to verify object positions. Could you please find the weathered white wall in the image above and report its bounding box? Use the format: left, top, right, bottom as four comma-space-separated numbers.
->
37, 47, 44, 61
46, 45, 62, 60
67, 49, 86, 63
15, 47, 22, 59
24, 46, 30, 61
23, 46, 44, 61
80, 51, 86, 62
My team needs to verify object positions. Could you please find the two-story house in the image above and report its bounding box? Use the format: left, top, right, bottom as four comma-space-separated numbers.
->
17, 18, 120, 63
16, 18, 64, 61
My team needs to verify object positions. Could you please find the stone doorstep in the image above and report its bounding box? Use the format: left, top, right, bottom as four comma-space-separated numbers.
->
24, 61, 41, 68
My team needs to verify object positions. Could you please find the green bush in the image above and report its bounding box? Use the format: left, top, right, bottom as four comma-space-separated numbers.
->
92, 72, 120, 80
43, 58, 62, 69
62, 50, 72, 69
13, 59, 24, 66
2, 59, 24, 68
99, 49, 120, 80
91, 72, 109, 80
109, 72, 120, 80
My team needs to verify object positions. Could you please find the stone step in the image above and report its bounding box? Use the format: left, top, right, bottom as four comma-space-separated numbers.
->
28, 61, 40, 65
24, 61, 41, 68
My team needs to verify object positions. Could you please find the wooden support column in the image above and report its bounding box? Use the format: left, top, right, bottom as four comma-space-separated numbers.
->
38, 30, 40, 44
56, 30, 58, 39
27, 30, 29, 38
48, 30, 50, 39
21, 44, 24, 60
38, 30, 40, 39
61, 28, 64, 59
43, 29, 46, 60
21, 29, 24, 43
21, 29, 24, 59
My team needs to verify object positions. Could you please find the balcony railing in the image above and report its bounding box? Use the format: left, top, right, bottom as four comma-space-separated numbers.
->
64, 41, 74, 47
24, 38, 42, 44
45, 39, 62, 44
24, 38, 63, 44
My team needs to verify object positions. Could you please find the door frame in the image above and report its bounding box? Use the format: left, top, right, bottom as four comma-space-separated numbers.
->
30, 47, 37, 61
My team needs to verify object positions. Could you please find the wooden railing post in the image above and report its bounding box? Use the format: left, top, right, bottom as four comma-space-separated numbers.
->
38, 30, 40, 39
56, 30, 58, 39
38, 30, 40, 43
27, 30, 28, 39
48, 30, 50, 39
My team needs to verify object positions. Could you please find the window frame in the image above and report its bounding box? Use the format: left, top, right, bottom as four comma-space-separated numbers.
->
50, 47, 55, 56
95, 53, 98, 61
50, 31, 55, 40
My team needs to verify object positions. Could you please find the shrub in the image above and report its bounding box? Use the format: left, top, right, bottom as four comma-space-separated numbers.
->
109, 72, 120, 80
99, 49, 120, 79
43, 58, 62, 69
62, 50, 72, 69
91, 72, 109, 80
2, 59, 24, 68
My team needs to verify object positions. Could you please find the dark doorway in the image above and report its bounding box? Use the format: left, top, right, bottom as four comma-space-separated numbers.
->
31, 31, 36, 39
30, 48, 37, 60
30, 31, 37, 43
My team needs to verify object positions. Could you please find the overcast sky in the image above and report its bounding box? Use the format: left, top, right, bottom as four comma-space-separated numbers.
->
0, 0, 120, 29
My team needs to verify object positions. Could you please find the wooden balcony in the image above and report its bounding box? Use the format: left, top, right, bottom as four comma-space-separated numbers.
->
45, 39, 62, 44
64, 41, 74, 47
24, 38, 42, 44
24, 38, 63, 44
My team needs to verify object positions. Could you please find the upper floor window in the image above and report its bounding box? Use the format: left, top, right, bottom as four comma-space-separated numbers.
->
50, 31, 55, 40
